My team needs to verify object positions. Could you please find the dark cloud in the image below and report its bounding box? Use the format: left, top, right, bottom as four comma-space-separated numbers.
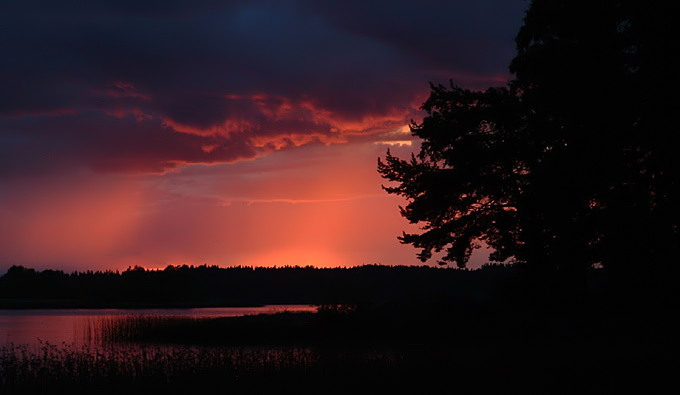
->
0, 112, 257, 176
296, 0, 525, 75
0, 0, 526, 175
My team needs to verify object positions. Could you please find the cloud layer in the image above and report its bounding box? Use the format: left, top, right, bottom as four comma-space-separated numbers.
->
0, 0, 526, 270
1, 0, 525, 175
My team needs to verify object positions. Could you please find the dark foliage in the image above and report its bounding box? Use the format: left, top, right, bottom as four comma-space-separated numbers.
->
2, 287, 677, 395
378, 1, 680, 285
2, 339, 671, 395
0, 264, 519, 308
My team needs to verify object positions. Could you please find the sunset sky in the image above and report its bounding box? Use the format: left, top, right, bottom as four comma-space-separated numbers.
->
0, 0, 527, 272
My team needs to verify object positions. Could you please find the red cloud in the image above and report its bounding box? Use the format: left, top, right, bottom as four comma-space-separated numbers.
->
159, 93, 416, 154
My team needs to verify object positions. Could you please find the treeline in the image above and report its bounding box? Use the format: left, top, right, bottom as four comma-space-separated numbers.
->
0, 264, 528, 308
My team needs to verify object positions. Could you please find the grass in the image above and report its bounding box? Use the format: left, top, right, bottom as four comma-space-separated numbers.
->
2, 298, 677, 394
2, 310, 676, 395
93, 312, 320, 345
0, 341, 435, 395
2, 333, 674, 394
1, 342, 308, 394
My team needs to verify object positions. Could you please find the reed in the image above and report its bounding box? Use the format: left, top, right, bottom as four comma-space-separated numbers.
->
0, 341, 416, 394
91, 312, 320, 345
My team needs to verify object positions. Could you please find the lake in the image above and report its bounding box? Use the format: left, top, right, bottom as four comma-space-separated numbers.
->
0, 305, 316, 345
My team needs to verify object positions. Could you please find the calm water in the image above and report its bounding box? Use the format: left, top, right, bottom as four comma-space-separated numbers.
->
0, 305, 316, 345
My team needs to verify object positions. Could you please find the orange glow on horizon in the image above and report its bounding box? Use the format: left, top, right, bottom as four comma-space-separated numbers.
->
231, 248, 350, 268
0, 140, 496, 273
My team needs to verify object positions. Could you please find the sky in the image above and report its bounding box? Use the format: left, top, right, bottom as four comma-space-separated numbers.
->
0, 0, 528, 272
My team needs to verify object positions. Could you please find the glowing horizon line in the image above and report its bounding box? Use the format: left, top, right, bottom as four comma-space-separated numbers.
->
217, 194, 385, 206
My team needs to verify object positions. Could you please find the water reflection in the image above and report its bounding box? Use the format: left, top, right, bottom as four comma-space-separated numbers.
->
0, 305, 316, 345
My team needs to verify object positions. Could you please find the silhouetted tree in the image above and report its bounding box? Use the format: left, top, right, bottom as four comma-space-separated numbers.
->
378, 1, 679, 284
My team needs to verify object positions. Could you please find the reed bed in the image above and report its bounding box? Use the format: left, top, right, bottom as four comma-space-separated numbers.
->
92, 315, 206, 344
3, 311, 670, 394
0, 340, 423, 394
0, 342, 330, 394
90, 313, 319, 345
1, 336, 664, 394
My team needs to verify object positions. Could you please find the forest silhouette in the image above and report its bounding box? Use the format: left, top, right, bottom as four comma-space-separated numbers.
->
0, 264, 521, 308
